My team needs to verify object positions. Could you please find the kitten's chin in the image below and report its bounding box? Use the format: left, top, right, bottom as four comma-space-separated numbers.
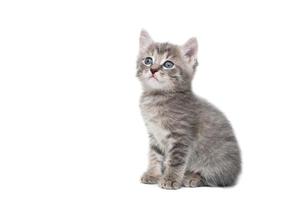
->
141, 78, 171, 91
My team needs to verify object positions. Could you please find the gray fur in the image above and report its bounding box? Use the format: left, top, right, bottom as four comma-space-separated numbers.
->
137, 30, 241, 189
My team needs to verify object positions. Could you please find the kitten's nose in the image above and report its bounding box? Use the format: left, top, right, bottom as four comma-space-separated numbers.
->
150, 68, 159, 74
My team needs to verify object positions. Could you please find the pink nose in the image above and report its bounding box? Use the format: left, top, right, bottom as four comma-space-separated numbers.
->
150, 68, 159, 74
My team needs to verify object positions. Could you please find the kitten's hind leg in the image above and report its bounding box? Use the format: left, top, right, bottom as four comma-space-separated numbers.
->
182, 171, 203, 187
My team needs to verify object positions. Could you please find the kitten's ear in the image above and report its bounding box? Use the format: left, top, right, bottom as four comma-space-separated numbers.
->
181, 37, 198, 59
139, 29, 153, 52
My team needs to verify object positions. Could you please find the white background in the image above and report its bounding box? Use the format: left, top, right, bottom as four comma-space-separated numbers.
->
0, 0, 300, 199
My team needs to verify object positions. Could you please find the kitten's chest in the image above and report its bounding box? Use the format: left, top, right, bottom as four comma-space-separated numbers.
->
140, 101, 170, 147
146, 120, 169, 148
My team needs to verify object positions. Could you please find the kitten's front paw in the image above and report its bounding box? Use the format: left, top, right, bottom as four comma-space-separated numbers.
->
141, 173, 160, 184
182, 172, 202, 187
159, 176, 181, 190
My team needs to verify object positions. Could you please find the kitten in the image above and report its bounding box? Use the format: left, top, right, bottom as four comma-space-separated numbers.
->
136, 30, 241, 190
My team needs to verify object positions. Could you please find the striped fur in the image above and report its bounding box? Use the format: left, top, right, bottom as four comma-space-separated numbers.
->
137, 30, 241, 190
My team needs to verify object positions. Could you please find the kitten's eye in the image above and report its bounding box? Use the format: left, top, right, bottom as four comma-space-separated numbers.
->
162, 61, 174, 69
143, 57, 153, 66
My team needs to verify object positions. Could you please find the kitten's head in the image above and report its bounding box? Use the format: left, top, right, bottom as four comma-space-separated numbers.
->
136, 30, 198, 92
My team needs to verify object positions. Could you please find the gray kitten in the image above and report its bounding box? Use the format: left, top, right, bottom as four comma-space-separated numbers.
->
136, 30, 241, 190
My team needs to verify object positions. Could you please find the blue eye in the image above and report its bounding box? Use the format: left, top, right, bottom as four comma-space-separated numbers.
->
163, 61, 174, 69
144, 57, 153, 66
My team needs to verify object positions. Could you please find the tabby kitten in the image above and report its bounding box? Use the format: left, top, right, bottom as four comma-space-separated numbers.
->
136, 30, 241, 190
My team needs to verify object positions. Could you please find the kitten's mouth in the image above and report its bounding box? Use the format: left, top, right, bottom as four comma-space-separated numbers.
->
149, 75, 159, 81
